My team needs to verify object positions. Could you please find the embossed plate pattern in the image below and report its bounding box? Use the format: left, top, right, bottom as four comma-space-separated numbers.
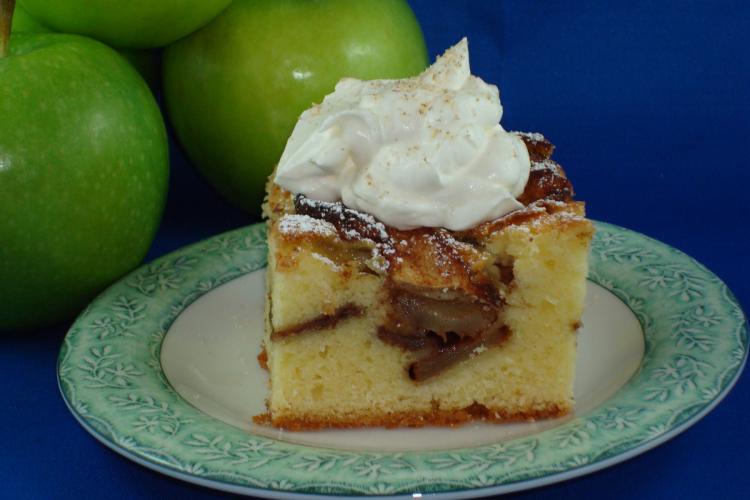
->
58, 221, 748, 498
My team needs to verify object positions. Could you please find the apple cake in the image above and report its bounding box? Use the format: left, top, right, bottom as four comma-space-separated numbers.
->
258, 132, 593, 430
255, 39, 593, 429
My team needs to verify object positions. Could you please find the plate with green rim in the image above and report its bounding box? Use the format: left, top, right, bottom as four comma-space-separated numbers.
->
58, 221, 748, 498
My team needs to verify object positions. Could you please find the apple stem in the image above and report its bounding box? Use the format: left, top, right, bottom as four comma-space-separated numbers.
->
0, 0, 15, 58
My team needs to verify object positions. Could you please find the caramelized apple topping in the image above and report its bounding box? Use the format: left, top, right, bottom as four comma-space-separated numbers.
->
271, 303, 364, 340
515, 133, 574, 205
295, 195, 392, 245
518, 160, 574, 205
408, 326, 510, 382
377, 285, 510, 381
309, 238, 376, 268
385, 287, 497, 339
515, 131, 554, 162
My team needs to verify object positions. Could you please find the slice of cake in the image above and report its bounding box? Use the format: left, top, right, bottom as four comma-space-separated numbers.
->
257, 39, 593, 430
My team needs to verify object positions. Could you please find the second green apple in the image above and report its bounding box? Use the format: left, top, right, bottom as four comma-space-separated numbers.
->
163, 0, 428, 214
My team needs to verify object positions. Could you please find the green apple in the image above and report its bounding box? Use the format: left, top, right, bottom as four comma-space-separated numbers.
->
0, 8, 169, 331
163, 0, 428, 213
11, 3, 161, 91
18, 0, 231, 49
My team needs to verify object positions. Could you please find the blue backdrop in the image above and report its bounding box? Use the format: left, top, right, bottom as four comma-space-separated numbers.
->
2, 1, 748, 499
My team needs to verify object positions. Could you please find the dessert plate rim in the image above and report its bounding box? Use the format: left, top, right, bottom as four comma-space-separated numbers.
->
58, 221, 748, 499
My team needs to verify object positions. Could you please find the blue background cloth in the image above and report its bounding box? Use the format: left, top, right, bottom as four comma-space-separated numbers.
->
2, 1, 748, 498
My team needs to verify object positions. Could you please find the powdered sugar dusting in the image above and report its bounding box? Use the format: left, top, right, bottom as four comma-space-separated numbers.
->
344, 229, 361, 240
512, 131, 546, 142
296, 196, 390, 243
277, 214, 336, 237
511, 200, 586, 231
369, 249, 390, 273
530, 159, 563, 174
418, 229, 478, 278
311, 252, 341, 270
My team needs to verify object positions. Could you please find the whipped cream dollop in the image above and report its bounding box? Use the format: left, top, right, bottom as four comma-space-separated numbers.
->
274, 38, 530, 231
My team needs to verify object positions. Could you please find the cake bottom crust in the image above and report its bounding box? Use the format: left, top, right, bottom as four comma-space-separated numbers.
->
253, 402, 569, 431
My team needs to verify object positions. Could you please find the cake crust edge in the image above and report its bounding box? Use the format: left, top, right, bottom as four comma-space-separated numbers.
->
253, 402, 569, 431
